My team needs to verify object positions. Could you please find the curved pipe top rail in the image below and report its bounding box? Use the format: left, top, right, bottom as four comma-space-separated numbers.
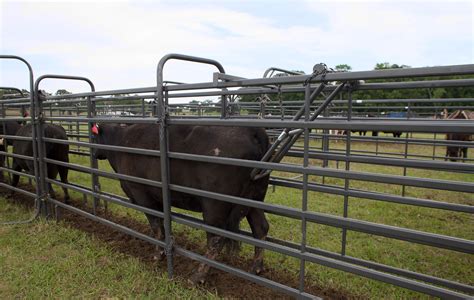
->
214, 64, 474, 88
263, 67, 304, 78
0, 55, 39, 225
156, 53, 226, 116
34, 74, 95, 95
0, 55, 34, 104
0, 87, 25, 97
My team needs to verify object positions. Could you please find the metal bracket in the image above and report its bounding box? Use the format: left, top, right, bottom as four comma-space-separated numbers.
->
165, 236, 175, 256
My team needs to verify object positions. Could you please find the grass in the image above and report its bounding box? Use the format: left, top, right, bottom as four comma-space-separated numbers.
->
0, 200, 216, 299
1, 130, 473, 299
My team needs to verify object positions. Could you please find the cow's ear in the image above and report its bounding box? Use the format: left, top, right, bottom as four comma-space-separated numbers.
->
91, 123, 99, 135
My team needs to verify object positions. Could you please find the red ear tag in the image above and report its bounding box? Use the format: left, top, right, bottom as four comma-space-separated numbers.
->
91, 124, 99, 135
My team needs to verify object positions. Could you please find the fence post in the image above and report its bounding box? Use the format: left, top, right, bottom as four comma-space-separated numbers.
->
341, 84, 353, 256
298, 83, 311, 293
87, 94, 101, 214
157, 64, 174, 279
33, 90, 51, 218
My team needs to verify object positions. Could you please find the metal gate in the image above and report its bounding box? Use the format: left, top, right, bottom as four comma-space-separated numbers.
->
1, 54, 473, 299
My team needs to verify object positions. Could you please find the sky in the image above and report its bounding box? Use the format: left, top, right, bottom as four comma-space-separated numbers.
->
0, 0, 473, 94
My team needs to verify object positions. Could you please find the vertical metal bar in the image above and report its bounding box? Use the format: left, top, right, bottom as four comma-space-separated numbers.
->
88, 95, 100, 214
1, 102, 8, 184
220, 93, 227, 119
299, 84, 311, 293
157, 69, 174, 280
402, 103, 411, 197
0, 56, 42, 223
33, 90, 51, 218
433, 107, 438, 160
155, 53, 226, 279
141, 98, 145, 117
341, 87, 352, 256
76, 105, 80, 150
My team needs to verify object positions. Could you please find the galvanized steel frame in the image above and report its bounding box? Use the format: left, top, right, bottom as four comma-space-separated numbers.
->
1, 54, 473, 299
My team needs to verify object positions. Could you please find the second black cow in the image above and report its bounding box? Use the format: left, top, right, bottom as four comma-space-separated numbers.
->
11, 123, 70, 202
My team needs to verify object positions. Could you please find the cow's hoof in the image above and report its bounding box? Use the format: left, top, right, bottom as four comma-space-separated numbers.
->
153, 250, 166, 261
250, 261, 264, 275
188, 273, 206, 285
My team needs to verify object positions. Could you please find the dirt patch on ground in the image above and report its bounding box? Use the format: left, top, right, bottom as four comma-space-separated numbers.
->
1, 186, 356, 299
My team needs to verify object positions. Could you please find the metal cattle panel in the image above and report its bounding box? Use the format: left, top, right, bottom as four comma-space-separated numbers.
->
0, 55, 40, 225
1, 54, 473, 299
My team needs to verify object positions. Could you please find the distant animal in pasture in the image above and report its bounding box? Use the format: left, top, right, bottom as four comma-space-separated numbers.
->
92, 123, 270, 284
444, 110, 473, 162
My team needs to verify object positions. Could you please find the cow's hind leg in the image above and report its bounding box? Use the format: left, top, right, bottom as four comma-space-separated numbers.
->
8, 160, 22, 198
247, 208, 269, 275
461, 147, 468, 162
58, 166, 70, 203
46, 165, 59, 200
0, 145, 5, 183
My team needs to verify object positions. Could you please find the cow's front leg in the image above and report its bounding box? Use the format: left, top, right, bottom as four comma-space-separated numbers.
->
145, 214, 166, 261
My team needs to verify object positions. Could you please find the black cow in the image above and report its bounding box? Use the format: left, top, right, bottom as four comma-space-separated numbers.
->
446, 133, 470, 162
93, 123, 270, 284
0, 121, 23, 182
11, 123, 70, 202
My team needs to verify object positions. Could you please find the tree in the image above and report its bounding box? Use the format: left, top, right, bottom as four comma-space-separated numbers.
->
55, 89, 72, 95
335, 64, 352, 72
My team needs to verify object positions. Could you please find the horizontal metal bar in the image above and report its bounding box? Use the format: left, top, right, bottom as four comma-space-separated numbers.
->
167, 151, 474, 193
43, 116, 158, 124
170, 211, 470, 299
168, 183, 474, 253
42, 137, 161, 157
210, 64, 474, 87
287, 150, 474, 173
46, 178, 165, 220
0, 182, 36, 198
168, 118, 474, 133
0, 166, 37, 180
0, 150, 35, 161
0, 134, 34, 142
258, 233, 474, 294
270, 177, 474, 213
173, 246, 317, 299
43, 158, 163, 189
47, 198, 165, 248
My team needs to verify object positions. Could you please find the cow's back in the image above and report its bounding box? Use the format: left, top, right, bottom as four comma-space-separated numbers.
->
111, 124, 270, 210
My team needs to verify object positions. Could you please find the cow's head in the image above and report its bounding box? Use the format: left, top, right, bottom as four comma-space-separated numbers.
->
91, 123, 107, 160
